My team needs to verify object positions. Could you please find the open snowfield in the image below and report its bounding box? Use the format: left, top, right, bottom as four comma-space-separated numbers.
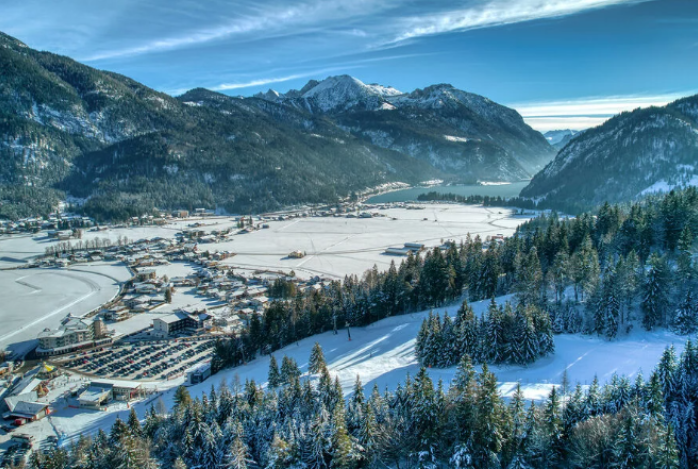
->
215, 204, 532, 279
0, 264, 130, 356
8, 296, 686, 448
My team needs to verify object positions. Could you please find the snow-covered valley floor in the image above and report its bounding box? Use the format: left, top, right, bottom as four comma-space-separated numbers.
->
0, 204, 532, 277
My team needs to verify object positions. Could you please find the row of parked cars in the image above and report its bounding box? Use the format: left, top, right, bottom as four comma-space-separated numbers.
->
2, 443, 29, 466
60, 340, 214, 380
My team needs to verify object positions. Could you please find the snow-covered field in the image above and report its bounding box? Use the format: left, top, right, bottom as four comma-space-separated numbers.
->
0, 204, 529, 355
8, 297, 685, 448
0, 264, 131, 356
0, 204, 531, 277
215, 205, 531, 279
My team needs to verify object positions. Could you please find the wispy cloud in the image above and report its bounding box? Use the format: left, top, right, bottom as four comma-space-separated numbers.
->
78, 0, 653, 62
512, 91, 695, 131
511, 92, 689, 118
393, 0, 652, 42
523, 116, 610, 132
80, 0, 389, 62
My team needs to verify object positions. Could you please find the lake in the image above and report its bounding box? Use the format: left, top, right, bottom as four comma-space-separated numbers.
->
366, 181, 530, 203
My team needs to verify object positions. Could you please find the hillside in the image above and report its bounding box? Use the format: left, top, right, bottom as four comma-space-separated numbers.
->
521, 95, 698, 212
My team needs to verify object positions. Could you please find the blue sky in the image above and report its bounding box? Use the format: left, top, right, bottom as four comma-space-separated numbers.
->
2, 0, 696, 130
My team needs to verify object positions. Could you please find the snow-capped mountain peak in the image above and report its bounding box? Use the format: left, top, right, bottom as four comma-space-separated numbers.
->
253, 89, 283, 102
297, 75, 402, 111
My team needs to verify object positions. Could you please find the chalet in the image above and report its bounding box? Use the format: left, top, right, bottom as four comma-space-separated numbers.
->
102, 306, 130, 322
250, 296, 270, 309
4, 399, 50, 423
135, 269, 157, 282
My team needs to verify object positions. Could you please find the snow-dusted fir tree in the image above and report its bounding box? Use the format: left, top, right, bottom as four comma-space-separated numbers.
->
267, 355, 281, 388
674, 291, 697, 334
642, 253, 670, 330
308, 342, 327, 374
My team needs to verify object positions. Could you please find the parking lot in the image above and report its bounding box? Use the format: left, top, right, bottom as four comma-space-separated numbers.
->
1, 443, 29, 467
53, 339, 214, 381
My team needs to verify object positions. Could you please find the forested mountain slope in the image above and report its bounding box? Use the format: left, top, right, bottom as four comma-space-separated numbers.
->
521, 95, 698, 212
0, 33, 437, 219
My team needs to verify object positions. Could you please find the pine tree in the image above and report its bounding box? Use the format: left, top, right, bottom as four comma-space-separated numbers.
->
329, 399, 355, 469
127, 407, 142, 438
674, 290, 697, 334
265, 433, 296, 469
309, 342, 328, 374
280, 356, 301, 385
656, 423, 680, 469
473, 365, 507, 469
225, 436, 252, 469
541, 386, 564, 467
173, 386, 192, 409
642, 253, 670, 330
267, 355, 281, 387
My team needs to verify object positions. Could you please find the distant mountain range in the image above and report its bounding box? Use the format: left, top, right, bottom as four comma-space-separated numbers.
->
5, 28, 696, 221
543, 129, 580, 150
0, 31, 555, 219
521, 95, 698, 211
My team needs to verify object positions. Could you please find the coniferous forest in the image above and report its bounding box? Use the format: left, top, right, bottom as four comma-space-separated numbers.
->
28, 339, 698, 469
415, 300, 554, 368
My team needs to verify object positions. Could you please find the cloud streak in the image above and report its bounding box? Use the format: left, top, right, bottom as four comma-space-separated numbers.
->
393, 0, 651, 42
512, 91, 695, 131
511, 92, 688, 118
78, 0, 652, 62
80, 0, 390, 62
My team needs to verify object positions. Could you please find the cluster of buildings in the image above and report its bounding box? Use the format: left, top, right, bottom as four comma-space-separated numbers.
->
0, 214, 95, 235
